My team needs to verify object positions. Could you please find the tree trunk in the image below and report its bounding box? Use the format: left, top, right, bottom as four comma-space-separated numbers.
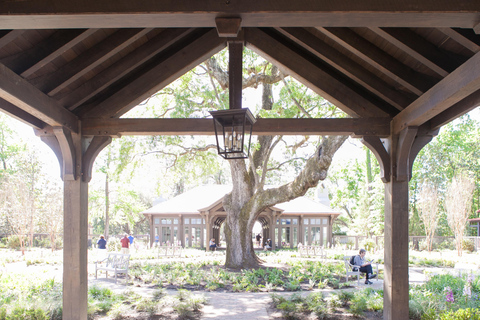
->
224, 160, 260, 268
223, 135, 347, 269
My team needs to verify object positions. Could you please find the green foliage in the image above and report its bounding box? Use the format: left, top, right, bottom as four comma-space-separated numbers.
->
462, 239, 475, 253
439, 308, 480, 320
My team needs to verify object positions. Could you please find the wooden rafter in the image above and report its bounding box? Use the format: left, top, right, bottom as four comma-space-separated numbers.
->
20, 29, 99, 78
0, 98, 46, 129
82, 28, 226, 119
245, 28, 392, 118
317, 27, 435, 96
0, 1, 479, 28
392, 51, 480, 134
31, 28, 152, 96
277, 27, 412, 111
81, 118, 391, 137
61, 28, 195, 111
437, 28, 480, 54
0, 63, 78, 132
368, 27, 452, 77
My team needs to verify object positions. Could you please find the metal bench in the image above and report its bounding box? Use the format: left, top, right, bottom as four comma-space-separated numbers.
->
343, 255, 379, 285
157, 245, 182, 258
95, 252, 130, 284
298, 244, 326, 259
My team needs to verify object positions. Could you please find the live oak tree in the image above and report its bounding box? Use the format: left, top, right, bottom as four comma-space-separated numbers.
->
124, 48, 347, 268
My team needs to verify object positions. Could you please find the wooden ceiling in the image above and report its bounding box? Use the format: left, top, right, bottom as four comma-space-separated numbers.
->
0, 1, 479, 138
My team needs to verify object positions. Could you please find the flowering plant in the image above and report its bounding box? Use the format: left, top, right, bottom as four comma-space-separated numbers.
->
444, 286, 454, 303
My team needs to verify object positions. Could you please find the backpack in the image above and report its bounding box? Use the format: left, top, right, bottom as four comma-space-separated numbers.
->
349, 255, 356, 265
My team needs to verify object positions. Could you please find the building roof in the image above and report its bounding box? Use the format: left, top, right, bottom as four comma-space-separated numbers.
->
141, 185, 341, 216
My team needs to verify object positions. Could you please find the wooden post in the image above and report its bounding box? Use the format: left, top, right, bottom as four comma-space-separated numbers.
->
37, 127, 111, 320
363, 126, 437, 320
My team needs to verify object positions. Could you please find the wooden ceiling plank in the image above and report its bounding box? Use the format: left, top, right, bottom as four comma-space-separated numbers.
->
1, 29, 92, 75
21, 29, 99, 78
245, 28, 391, 118
0, 1, 479, 28
61, 28, 194, 111
0, 63, 78, 132
81, 117, 391, 137
0, 98, 46, 129
318, 27, 434, 96
369, 27, 450, 77
278, 27, 411, 111
83, 29, 226, 118
429, 90, 480, 130
392, 51, 480, 134
437, 28, 480, 54
0, 30, 27, 48
33, 28, 152, 96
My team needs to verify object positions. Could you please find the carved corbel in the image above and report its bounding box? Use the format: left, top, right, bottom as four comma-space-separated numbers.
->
406, 125, 439, 181
363, 125, 438, 183
361, 136, 391, 183
82, 136, 112, 182
396, 126, 418, 181
52, 126, 76, 181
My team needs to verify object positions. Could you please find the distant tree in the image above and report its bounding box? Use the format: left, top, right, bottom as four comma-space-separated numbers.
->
411, 114, 480, 236
417, 183, 439, 251
445, 174, 475, 256
0, 173, 31, 254
37, 181, 63, 251
328, 146, 384, 237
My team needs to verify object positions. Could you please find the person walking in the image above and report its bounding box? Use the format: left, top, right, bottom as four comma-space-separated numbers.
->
128, 234, 135, 251
120, 234, 130, 254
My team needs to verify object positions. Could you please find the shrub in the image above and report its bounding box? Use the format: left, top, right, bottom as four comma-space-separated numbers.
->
7, 235, 25, 250
360, 239, 376, 252
440, 308, 480, 320
462, 239, 475, 253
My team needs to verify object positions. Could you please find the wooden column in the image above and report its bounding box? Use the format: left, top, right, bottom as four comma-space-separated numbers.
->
37, 127, 111, 320
362, 126, 437, 320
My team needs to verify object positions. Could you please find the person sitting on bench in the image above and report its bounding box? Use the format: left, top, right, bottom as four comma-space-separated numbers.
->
353, 248, 377, 285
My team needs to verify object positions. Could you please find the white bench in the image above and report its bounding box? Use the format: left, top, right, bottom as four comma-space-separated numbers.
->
157, 245, 182, 258
343, 255, 379, 285
95, 253, 130, 284
298, 244, 326, 259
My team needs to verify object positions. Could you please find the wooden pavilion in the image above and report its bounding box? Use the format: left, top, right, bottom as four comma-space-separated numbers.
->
142, 185, 341, 249
0, 2, 479, 319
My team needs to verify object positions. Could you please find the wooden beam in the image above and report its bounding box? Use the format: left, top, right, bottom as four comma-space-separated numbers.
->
0, 99, 46, 129
318, 27, 435, 96
0, 30, 26, 48
429, 90, 480, 130
0, 1, 479, 28
81, 118, 391, 137
437, 28, 480, 54
32, 28, 152, 96
82, 29, 226, 118
59, 28, 194, 110
277, 27, 411, 111
0, 63, 78, 132
245, 28, 391, 118
21, 29, 99, 78
392, 51, 480, 134
368, 27, 453, 77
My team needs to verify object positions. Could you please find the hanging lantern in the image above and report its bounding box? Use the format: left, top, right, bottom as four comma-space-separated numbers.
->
209, 108, 256, 159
